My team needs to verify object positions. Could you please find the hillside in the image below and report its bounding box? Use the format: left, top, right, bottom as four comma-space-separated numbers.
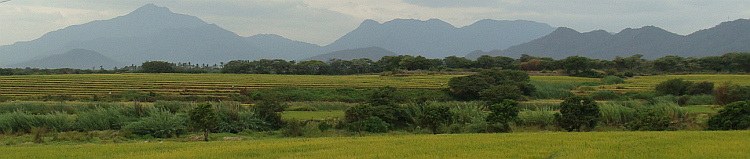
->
321, 19, 556, 58
303, 47, 397, 61
467, 19, 750, 59
8, 49, 123, 69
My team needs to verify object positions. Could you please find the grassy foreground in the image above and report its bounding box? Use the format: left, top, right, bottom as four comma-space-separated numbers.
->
3, 131, 747, 158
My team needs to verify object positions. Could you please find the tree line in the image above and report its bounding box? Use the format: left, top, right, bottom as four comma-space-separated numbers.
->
2, 52, 750, 76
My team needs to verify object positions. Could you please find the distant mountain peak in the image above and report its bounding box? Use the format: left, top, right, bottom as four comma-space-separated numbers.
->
127, 3, 173, 16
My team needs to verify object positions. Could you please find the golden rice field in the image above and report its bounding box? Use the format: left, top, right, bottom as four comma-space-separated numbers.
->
1, 73, 748, 98
3, 131, 747, 158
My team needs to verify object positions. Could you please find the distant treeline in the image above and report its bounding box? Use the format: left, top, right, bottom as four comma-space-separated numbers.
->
2, 52, 750, 76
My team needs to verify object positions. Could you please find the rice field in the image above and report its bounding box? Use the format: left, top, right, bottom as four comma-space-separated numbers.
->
3, 131, 747, 158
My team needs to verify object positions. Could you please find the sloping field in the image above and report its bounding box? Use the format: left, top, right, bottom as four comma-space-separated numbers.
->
3, 131, 747, 158
0, 74, 460, 98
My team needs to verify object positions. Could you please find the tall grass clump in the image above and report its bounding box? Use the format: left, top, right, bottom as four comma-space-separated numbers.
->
598, 102, 637, 126
592, 91, 621, 100
519, 101, 560, 111
0, 110, 39, 133
286, 101, 353, 111
154, 100, 191, 113
603, 76, 625, 84
123, 109, 186, 138
519, 109, 555, 128
685, 95, 715, 106
437, 101, 489, 133
0, 102, 76, 114
530, 81, 575, 99
626, 99, 692, 131
75, 107, 135, 131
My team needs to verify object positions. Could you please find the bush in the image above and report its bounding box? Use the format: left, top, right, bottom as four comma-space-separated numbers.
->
713, 82, 750, 105
348, 116, 388, 133
486, 99, 520, 133
123, 109, 186, 138
708, 100, 750, 130
554, 96, 600, 132
591, 91, 620, 100
154, 100, 187, 113
418, 104, 453, 134
253, 100, 287, 130
688, 81, 714, 95
479, 85, 523, 104
603, 76, 625, 84
188, 103, 218, 141
655, 79, 693, 96
627, 107, 675, 131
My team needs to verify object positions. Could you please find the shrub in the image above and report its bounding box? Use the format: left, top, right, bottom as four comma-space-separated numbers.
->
486, 99, 520, 133
344, 103, 411, 130
479, 85, 523, 104
348, 116, 388, 133
688, 81, 714, 95
627, 107, 675, 131
591, 91, 620, 100
282, 119, 306, 137
554, 96, 600, 132
253, 100, 288, 129
603, 76, 625, 84
123, 109, 186, 138
713, 82, 750, 105
655, 78, 693, 96
708, 100, 750, 130
418, 104, 453, 134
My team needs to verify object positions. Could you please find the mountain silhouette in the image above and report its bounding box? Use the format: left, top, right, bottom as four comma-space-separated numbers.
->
303, 47, 398, 61
467, 19, 750, 59
321, 19, 556, 59
9, 49, 123, 69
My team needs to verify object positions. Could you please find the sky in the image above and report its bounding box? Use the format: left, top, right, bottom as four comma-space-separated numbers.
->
1, 0, 749, 46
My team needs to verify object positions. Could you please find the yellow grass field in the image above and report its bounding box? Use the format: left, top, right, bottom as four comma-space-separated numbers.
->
2, 131, 747, 158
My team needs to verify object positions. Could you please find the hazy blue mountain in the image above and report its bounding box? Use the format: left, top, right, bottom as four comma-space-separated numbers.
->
244, 34, 322, 60
303, 47, 398, 61
468, 19, 750, 59
0, 4, 209, 66
9, 49, 123, 69
321, 19, 556, 59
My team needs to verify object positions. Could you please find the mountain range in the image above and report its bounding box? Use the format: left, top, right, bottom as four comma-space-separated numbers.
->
2, 4, 750, 69
466, 19, 750, 59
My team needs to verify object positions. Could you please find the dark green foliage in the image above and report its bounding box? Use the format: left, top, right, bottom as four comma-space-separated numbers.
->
713, 82, 750, 105
656, 79, 693, 96
348, 116, 388, 133
367, 87, 398, 106
530, 81, 575, 99
153, 100, 185, 113
75, 107, 134, 131
554, 96, 600, 132
344, 87, 413, 131
188, 103, 218, 141
418, 104, 453, 134
123, 109, 186, 138
591, 91, 620, 100
448, 70, 534, 100
655, 79, 714, 96
140, 61, 175, 73
479, 85, 523, 105
252, 100, 287, 130
708, 100, 750, 130
558, 56, 592, 74
688, 81, 714, 95
486, 99, 520, 133
627, 107, 675, 131
282, 119, 305, 137
603, 76, 625, 84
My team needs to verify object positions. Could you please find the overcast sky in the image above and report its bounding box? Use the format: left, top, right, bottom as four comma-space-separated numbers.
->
1, 0, 749, 46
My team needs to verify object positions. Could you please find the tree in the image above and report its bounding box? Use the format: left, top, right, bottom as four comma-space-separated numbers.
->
141, 61, 175, 73
418, 104, 453, 134
444, 56, 473, 69
253, 100, 288, 129
448, 74, 494, 100
554, 96, 600, 132
708, 100, 750, 130
479, 85, 523, 105
486, 99, 520, 132
558, 56, 592, 74
188, 103, 218, 141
